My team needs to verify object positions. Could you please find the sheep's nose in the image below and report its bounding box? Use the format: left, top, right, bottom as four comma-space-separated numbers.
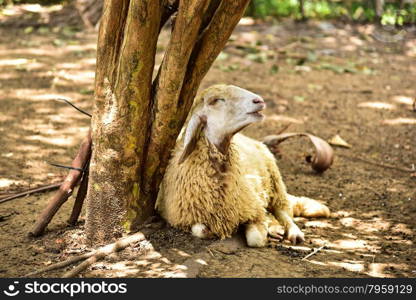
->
252, 98, 264, 104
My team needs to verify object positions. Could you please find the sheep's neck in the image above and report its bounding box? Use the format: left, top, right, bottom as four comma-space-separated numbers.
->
204, 131, 232, 156
200, 135, 234, 177
215, 135, 232, 155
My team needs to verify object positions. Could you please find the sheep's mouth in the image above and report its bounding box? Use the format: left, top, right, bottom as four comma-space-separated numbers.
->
247, 109, 264, 117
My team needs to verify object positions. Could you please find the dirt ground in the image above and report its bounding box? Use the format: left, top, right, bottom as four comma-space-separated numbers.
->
0, 12, 415, 278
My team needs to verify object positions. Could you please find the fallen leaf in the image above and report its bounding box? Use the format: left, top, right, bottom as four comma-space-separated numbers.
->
328, 135, 352, 148
263, 133, 334, 173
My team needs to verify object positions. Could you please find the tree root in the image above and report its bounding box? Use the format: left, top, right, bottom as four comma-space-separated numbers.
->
26, 223, 162, 278
29, 130, 92, 237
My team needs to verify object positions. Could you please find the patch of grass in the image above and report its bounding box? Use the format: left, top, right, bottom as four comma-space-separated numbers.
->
246, 0, 416, 25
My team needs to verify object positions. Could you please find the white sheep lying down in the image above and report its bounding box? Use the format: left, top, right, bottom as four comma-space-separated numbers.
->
156, 84, 330, 247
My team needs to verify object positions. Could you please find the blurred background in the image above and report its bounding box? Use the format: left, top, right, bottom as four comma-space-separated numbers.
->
1, 0, 416, 27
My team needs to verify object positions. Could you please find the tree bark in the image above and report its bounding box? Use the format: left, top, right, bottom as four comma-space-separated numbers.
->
375, 0, 385, 21
85, 0, 161, 243
84, 0, 250, 245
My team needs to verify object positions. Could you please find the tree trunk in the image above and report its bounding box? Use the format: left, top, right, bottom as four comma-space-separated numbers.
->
85, 0, 249, 245
375, 0, 385, 21
85, 0, 161, 243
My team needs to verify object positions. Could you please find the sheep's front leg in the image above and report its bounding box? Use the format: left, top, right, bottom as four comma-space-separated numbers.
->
245, 222, 268, 247
275, 210, 305, 244
269, 165, 305, 244
191, 223, 213, 239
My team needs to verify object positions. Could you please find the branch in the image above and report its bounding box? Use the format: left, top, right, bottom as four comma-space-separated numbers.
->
25, 252, 94, 277
47, 162, 85, 172
94, 0, 130, 92
55, 98, 92, 118
29, 130, 92, 237
68, 164, 89, 226
302, 244, 327, 261
25, 225, 160, 277
178, 0, 251, 112
339, 154, 415, 173
0, 183, 62, 204
63, 224, 160, 277
143, 0, 211, 194
142, 0, 250, 211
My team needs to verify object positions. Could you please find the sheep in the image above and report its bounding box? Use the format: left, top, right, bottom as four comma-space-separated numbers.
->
156, 84, 330, 247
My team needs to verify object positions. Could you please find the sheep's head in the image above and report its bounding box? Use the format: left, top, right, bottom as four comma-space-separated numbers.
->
179, 84, 265, 163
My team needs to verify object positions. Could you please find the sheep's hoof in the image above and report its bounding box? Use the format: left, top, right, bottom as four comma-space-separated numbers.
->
246, 225, 267, 247
191, 223, 212, 239
268, 224, 285, 240
286, 225, 305, 245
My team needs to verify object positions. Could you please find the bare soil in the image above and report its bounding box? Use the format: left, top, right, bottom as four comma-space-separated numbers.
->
0, 16, 415, 278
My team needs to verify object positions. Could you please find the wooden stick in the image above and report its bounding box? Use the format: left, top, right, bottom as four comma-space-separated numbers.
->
0, 183, 62, 198
55, 98, 92, 118
29, 130, 92, 237
25, 252, 94, 277
302, 244, 327, 261
277, 123, 292, 135
63, 226, 158, 278
68, 165, 89, 226
339, 154, 415, 173
0, 183, 62, 204
25, 223, 161, 277
63, 254, 99, 278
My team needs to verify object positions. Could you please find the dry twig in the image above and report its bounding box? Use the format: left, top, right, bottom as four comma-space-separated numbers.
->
25, 252, 94, 277
0, 183, 62, 204
25, 224, 161, 278
30, 130, 92, 237
339, 154, 415, 173
301, 244, 327, 261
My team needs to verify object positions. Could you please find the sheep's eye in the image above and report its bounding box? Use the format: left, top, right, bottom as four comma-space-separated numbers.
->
209, 98, 225, 105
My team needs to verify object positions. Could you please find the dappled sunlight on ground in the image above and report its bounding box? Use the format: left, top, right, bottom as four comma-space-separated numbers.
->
0, 27, 95, 189
382, 118, 416, 125
358, 101, 396, 110
0, 17, 415, 278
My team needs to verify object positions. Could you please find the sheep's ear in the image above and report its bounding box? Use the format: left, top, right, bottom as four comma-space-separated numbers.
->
178, 114, 206, 164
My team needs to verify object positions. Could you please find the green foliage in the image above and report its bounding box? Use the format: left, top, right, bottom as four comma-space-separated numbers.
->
246, 0, 416, 24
